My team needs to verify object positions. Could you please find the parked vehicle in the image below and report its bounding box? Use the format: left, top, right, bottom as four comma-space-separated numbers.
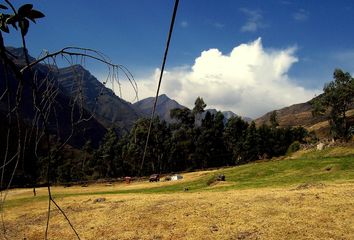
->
149, 174, 160, 182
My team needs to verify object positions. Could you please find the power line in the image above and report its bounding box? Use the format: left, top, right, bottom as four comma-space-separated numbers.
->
140, 0, 180, 174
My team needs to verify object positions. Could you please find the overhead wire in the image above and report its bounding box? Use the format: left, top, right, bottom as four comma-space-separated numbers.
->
139, 0, 180, 174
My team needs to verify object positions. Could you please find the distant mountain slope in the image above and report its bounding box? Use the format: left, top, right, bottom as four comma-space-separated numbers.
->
134, 94, 252, 124
254, 101, 325, 127
255, 99, 354, 138
133, 94, 185, 122
57, 65, 142, 133
205, 109, 252, 123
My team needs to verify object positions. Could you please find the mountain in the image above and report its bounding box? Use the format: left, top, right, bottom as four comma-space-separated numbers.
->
0, 49, 107, 148
255, 100, 354, 138
204, 109, 252, 123
255, 102, 322, 127
134, 95, 253, 124
133, 94, 185, 123
57, 65, 142, 133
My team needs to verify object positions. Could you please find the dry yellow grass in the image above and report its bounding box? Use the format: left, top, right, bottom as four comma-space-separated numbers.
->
2, 182, 354, 240
307, 120, 329, 132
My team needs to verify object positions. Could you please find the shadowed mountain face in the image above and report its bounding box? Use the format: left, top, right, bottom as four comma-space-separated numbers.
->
0, 49, 107, 148
133, 94, 185, 123
57, 65, 142, 134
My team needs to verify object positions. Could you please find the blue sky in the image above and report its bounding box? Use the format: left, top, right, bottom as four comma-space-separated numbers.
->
4, 0, 354, 117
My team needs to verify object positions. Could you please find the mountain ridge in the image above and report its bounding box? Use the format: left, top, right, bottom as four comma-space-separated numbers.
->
133, 94, 186, 123
57, 64, 143, 134
255, 99, 354, 138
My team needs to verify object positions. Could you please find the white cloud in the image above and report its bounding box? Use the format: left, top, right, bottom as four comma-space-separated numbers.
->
180, 21, 188, 28
119, 38, 320, 118
240, 8, 265, 33
213, 22, 225, 29
293, 9, 309, 22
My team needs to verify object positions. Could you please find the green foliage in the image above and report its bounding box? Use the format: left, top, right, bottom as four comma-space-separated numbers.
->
70, 96, 307, 180
242, 121, 260, 162
286, 141, 301, 155
206, 174, 218, 186
192, 96, 206, 115
194, 111, 227, 168
92, 128, 118, 178
223, 116, 249, 163
312, 69, 354, 141
120, 118, 172, 176
0, 2, 44, 36
269, 110, 279, 128
170, 108, 194, 127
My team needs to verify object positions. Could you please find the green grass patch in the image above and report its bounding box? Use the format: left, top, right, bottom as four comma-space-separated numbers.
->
5, 147, 354, 207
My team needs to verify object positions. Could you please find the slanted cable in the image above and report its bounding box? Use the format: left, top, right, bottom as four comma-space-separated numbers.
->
140, 0, 179, 174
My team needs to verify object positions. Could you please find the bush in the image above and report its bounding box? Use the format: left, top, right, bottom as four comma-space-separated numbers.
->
286, 141, 301, 155
206, 174, 225, 186
206, 175, 217, 186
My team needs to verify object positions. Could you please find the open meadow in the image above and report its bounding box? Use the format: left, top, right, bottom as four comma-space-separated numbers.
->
2, 146, 354, 240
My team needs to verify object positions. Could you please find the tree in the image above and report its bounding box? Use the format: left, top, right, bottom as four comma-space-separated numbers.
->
194, 111, 227, 168
192, 96, 207, 115
223, 116, 249, 164
312, 69, 354, 140
242, 121, 260, 162
92, 129, 118, 178
269, 110, 279, 128
170, 107, 194, 127
121, 117, 172, 176
192, 96, 207, 126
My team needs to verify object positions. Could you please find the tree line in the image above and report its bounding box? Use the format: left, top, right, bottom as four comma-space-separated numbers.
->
49, 97, 308, 183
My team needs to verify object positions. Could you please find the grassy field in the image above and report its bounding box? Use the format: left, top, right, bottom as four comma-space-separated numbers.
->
2, 146, 354, 239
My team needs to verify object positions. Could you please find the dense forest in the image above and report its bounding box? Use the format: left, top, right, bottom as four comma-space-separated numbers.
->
44, 98, 308, 183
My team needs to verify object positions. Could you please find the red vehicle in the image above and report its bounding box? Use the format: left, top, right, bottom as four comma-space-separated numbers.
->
149, 174, 160, 182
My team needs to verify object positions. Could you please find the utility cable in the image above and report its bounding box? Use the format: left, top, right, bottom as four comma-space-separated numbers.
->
140, 0, 179, 174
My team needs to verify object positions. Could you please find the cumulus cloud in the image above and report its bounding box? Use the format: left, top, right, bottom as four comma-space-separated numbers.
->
240, 8, 265, 33
120, 38, 319, 118
293, 9, 309, 22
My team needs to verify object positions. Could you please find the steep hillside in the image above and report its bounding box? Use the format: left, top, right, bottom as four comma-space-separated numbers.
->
255, 100, 354, 138
133, 94, 185, 122
255, 102, 322, 127
57, 65, 142, 133
0, 50, 107, 148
